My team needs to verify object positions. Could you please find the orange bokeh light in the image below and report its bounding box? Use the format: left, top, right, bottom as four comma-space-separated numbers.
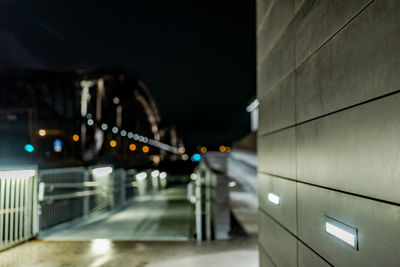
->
38, 129, 46, 137
200, 147, 207, 153
219, 145, 226, 152
72, 134, 79, 142
110, 140, 117, 148
142, 145, 149, 153
129, 144, 137, 151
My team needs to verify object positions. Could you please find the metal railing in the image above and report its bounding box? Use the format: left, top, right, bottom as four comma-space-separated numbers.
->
0, 165, 159, 250
193, 153, 231, 241
125, 169, 137, 199
38, 166, 138, 231
112, 168, 127, 208
0, 167, 38, 251
39, 166, 110, 230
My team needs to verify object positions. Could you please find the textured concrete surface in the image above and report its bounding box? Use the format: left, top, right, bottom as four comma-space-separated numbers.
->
257, 0, 400, 265
258, 173, 297, 234
258, 72, 295, 135
258, 127, 296, 178
41, 187, 193, 241
0, 239, 258, 267
295, 0, 372, 65
297, 94, 400, 204
296, 0, 400, 122
297, 183, 400, 266
298, 242, 330, 267
259, 212, 297, 267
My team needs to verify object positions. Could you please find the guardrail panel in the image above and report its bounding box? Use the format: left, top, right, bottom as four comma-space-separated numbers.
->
0, 168, 38, 251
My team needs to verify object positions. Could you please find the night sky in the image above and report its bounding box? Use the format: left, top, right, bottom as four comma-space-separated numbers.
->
0, 0, 256, 148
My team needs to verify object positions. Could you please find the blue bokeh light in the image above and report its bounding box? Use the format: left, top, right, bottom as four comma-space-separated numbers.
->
53, 139, 63, 148
192, 153, 201, 162
24, 144, 34, 153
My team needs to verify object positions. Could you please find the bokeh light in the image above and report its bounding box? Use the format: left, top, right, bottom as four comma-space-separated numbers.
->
129, 144, 136, 151
72, 134, 79, 142
110, 140, 117, 148
192, 153, 201, 162
38, 129, 46, 137
142, 145, 149, 153
24, 144, 34, 153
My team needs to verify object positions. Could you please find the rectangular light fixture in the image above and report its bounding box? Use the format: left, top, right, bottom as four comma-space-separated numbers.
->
268, 193, 280, 205
325, 216, 358, 249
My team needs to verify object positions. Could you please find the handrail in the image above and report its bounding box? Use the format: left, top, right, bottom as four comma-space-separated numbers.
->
41, 190, 105, 201
38, 167, 137, 232
42, 182, 101, 188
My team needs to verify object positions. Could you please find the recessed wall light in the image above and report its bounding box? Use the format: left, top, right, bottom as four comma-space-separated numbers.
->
325, 216, 358, 249
268, 193, 280, 205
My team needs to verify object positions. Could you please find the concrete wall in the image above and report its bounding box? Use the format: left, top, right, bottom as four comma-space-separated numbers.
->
257, 1, 400, 266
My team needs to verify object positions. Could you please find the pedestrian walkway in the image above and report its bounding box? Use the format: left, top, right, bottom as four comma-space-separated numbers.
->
41, 186, 193, 241
0, 238, 258, 267
0, 185, 258, 267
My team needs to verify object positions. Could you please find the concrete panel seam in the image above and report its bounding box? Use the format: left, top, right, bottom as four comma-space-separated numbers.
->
259, 88, 400, 138
257, 31, 295, 69
259, 208, 334, 266
257, 67, 295, 99
258, 171, 400, 208
257, 0, 276, 34
259, 244, 279, 267
297, 241, 334, 267
260, 208, 298, 238
294, 0, 375, 69
257, 124, 296, 139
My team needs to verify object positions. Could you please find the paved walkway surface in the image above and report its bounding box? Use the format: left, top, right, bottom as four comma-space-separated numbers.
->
0, 185, 258, 267
41, 186, 193, 241
0, 238, 258, 267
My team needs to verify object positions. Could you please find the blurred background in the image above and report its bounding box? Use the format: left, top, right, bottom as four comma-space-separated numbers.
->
0, 1, 258, 266
0, 0, 256, 169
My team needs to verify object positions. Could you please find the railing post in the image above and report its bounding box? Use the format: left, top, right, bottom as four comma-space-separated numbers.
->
195, 170, 202, 242
121, 169, 126, 205
32, 171, 39, 236
205, 170, 212, 241
83, 169, 90, 217
0, 178, 4, 247
109, 170, 114, 209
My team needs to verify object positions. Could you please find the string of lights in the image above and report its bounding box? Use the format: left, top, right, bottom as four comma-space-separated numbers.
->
83, 116, 182, 155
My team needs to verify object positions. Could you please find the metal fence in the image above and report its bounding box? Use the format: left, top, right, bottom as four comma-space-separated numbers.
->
0, 165, 141, 249
39, 166, 110, 230
39, 166, 137, 231
0, 167, 38, 251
